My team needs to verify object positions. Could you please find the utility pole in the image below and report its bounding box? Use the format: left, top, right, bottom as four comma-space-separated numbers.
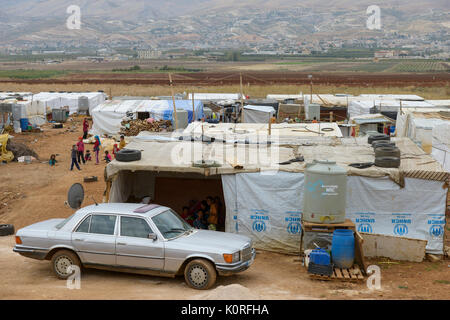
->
191, 92, 195, 122
240, 73, 244, 123
169, 73, 178, 130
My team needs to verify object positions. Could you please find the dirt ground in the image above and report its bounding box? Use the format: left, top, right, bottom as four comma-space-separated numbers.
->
0, 117, 449, 300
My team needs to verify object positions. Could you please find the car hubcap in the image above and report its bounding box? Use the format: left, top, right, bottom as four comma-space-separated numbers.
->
55, 256, 73, 276
189, 265, 208, 287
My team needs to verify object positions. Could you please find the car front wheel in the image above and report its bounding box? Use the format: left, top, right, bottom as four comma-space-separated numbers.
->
184, 259, 217, 290
51, 250, 81, 280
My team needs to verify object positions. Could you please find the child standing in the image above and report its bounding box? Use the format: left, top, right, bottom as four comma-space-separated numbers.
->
93, 135, 101, 165
112, 144, 119, 158
82, 118, 89, 139
70, 145, 81, 171
76, 137, 85, 165
119, 135, 126, 150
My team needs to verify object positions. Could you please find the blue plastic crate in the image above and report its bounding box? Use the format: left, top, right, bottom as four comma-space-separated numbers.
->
309, 248, 331, 266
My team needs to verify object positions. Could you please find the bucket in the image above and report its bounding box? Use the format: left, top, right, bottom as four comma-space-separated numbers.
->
331, 229, 355, 269
20, 118, 29, 131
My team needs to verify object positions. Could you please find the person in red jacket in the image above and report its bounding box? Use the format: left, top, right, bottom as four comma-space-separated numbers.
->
76, 137, 85, 165
82, 118, 89, 139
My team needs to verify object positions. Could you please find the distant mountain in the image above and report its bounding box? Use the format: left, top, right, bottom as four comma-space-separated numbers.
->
0, 0, 448, 49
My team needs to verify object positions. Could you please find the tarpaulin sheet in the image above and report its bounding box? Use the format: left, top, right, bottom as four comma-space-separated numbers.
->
242, 105, 275, 124
91, 100, 204, 136
222, 173, 446, 255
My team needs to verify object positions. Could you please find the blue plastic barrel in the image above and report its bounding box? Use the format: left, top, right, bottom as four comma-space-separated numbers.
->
20, 118, 29, 131
390, 126, 396, 134
331, 229, 355, 268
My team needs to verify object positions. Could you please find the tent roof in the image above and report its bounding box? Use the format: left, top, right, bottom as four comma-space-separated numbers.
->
106, 136, 447, 185
243, 105, 276, 113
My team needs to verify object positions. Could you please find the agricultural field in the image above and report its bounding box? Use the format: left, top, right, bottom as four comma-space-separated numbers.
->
388, 61, 450, 73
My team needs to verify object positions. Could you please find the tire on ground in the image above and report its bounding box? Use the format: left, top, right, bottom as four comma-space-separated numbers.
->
51, 249, 82, 280
184, 258, 217, 290
0, 224, 14, 236
375, 156, 401, 168
372, 141, 395, 149
115, 149, 142, 162
368, 134, 390, 144
83, 176, 98, 183
375, 147, 400, 158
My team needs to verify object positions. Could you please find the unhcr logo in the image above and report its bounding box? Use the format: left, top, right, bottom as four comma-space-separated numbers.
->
287, 222, 301, 235
429, 225, 443, 238
358, 223, 373, 233
252, 221, 266, 232
394, 224, 408, 236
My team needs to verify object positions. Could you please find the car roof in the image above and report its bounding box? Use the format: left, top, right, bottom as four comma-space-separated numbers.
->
76, 203, 170, 218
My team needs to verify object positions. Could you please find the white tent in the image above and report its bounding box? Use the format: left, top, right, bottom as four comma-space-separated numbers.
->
348, 100, 436, 118
242, 105, 275, 123
90, 99, 204, 136
188, 93, 241, 101
31, 92, 107, 115
396, 111, 450, 172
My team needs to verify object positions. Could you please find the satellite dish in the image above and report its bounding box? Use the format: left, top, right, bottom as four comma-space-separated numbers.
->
68, 183, 84, 209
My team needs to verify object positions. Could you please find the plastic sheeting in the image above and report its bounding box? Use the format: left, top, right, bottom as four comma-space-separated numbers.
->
91, 100, 204, 136
348, 100, 435, 118
396, 112, 450, 172
222, 173, 446, 255
242, 105, 275, 123
32, 92, 106, 115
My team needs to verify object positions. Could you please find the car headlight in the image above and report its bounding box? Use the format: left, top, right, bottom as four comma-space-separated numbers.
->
223, 251, 240, 263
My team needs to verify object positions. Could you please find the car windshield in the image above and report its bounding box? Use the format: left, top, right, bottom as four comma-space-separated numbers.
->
152, 209, 193, 240
55, 213, 75, 230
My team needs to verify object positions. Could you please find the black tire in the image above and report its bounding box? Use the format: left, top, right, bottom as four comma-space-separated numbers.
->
375, 147, 400, 158
184, 259, 217, 290
372, 141, 395, 149
83, 176, 98, 183
0, 224, 14, 236
115, 149, 142, 162
368, 134, 390, 144
51, 250, 82, 280
375, 156, 400, 168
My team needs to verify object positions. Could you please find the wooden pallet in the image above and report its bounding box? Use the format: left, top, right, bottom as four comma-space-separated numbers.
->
309, 265, 365, 282
302, 219, 356, 233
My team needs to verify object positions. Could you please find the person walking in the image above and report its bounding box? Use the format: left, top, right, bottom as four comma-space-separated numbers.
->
93, 135, 101, 165
70, 145, 81, 171
82, 118, 89, 139
76, 137, 85, 165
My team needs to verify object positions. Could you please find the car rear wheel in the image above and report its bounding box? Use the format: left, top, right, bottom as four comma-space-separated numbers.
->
184, 259, 217, 290
51, 250, 81, 280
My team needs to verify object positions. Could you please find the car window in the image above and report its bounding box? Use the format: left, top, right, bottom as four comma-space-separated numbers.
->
152, 209, 192, 240
120, 216, 153, 238
76, 215, 91, 233
89, 215, 117, 235
56, 213, 75, 230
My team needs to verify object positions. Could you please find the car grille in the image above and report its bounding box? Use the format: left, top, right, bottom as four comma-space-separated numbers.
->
241, 243, 253, 262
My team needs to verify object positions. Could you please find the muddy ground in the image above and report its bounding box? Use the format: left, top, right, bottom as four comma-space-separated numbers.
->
0, 118, 449, 300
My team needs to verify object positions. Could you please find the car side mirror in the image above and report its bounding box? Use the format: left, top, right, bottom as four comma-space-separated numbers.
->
148, 233, 157, 241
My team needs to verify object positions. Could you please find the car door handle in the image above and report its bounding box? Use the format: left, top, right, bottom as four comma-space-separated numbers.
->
74, 238, 84, 242
117, 242, 127, 246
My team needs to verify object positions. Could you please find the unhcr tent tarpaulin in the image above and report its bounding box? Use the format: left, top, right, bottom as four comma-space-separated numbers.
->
348, 100, 436, 118
90, 100, 204, 136
242, 105, 275, 123
222, 173, 446, 255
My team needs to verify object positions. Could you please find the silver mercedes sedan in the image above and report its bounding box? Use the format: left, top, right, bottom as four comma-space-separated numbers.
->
13, 203, 255, 290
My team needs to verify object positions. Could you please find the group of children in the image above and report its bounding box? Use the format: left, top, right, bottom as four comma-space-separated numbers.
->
48, 117, 127, 170
180, 196, 222, 231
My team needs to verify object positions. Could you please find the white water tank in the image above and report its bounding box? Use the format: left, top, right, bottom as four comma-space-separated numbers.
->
305, 103, 320, 120
78, 96, 89, 113
303, 160, 347, 224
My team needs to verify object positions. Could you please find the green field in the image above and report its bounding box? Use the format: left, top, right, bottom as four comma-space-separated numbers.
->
0, 69, 69, 79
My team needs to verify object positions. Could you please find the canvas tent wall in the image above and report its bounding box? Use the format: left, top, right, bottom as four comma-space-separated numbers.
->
242, 105, 275, 123
396, 111, 450, 172
305, 94, 425, 108
31, 92, 107, 115
90, 99, 204, 136
348, 100, 436, 118
105, 135, 447, 256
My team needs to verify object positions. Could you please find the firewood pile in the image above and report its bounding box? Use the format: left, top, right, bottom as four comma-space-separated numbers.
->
120, 119, 173, 136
